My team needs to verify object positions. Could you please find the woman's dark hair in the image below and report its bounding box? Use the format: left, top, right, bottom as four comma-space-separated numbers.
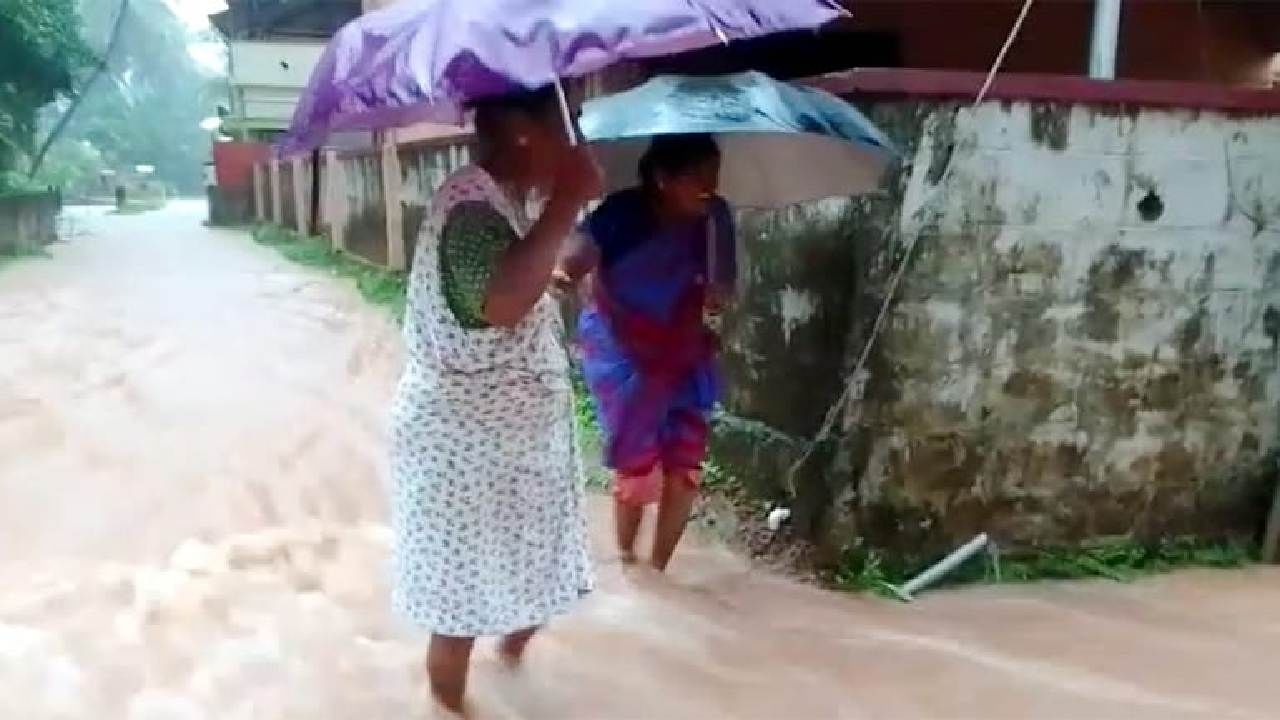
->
471, 85, 560, 151
638, 133, 721, 190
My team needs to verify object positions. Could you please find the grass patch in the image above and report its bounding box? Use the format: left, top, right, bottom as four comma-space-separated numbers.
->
252, 224, 407, 321
571, 367, 610, 490
701, 457, 742, 494
0, 244, 51, 269
835, 535, 1256, 597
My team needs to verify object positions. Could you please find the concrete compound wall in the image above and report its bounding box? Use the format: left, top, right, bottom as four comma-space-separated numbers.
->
0, 191, 59, 255
399, 142, 473, 270
254, 137, 471, 269
715, 98, 1280, 561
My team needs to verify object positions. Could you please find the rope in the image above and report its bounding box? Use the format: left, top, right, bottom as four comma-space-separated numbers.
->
778, 0, 1037, 499
976, 0, 1036, 104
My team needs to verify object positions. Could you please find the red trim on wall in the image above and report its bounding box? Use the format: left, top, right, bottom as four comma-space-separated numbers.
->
810, 69, 1280, 114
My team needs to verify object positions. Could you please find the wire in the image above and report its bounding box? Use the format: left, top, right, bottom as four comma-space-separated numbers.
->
779, 0, 1038, 499
28, 0, 131, 178
976, 0, 1036, 104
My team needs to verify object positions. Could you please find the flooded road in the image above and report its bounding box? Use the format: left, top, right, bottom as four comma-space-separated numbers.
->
1, 201, 1279, 719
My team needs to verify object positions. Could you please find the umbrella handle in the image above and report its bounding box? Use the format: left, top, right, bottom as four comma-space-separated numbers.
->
553, 78, 579, 147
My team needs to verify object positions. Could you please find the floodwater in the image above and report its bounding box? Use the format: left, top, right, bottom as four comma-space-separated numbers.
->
1, 201, 1278, 719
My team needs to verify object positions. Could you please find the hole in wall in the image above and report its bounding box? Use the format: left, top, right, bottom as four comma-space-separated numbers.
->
1137, 188, 1165, 222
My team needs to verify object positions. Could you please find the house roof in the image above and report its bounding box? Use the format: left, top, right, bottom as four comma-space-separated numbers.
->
211, 0, 360, 40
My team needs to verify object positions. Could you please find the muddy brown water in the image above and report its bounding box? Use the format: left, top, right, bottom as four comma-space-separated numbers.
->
1, 202, 1278, 719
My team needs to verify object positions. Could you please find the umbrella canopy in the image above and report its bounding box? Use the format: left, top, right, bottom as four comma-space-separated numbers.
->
579, 71, 896, 208
280, 0, 842, 154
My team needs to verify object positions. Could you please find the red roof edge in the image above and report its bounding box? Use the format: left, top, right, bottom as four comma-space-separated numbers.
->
809, 68, 1280, 115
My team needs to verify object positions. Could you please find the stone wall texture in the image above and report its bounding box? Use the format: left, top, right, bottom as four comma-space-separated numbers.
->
715, 99, 1280, 562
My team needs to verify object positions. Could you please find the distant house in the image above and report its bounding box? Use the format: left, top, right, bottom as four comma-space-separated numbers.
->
211, 0, 361, 142
205, 1, 359, 225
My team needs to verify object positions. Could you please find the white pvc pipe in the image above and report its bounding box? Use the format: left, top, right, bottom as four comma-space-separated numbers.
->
1089, 0, 1123, 80
891, 533, 990, 602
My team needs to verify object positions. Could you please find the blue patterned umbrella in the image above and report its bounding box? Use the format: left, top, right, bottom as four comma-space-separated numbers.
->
580, 71, 896, 207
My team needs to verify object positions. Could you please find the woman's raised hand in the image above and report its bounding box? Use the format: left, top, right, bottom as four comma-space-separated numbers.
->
550, 146, 604, 209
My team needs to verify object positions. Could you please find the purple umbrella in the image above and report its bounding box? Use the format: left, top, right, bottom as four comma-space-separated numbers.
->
280, 0, 843, 153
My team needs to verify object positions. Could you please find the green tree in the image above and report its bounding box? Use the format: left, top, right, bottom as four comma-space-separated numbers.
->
0, 0, 94, 189
34, 0, 226, 194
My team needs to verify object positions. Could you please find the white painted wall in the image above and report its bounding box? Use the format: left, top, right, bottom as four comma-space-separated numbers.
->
229, 41, 325, 89
228, 41, 326, 128
713, 94, 1280, 547
850, 101, 1280, 532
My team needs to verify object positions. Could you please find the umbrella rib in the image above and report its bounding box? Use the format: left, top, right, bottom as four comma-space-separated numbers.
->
685, 0, 731, 44
820, 0, 852, 17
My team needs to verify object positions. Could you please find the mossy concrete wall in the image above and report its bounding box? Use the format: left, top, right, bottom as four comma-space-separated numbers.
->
339, 153, 388, 266
0, 191, 59, 254
714, 99, 1280, 562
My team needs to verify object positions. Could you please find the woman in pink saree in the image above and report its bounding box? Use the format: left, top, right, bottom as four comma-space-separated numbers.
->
559, 134, 735, 570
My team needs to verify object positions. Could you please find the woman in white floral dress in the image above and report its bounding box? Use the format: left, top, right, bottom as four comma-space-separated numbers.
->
388, 86, 601, 715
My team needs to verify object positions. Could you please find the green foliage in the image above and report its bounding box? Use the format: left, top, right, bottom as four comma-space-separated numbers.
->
32, 137, 106, 197
834, 536, 1256, 597
33, 0, 227, 193
0, 170, 45, 197
0, 242, 51, 269
251, 224, 408, 321
999, 537, 1254, 582
834, 547, 895, 595
0, 0, 94, 172
700, 457, 739, 493
570, 368, 610, 490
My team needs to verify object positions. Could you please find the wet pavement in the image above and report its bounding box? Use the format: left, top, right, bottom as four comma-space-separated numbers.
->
1, 201, 1278, 719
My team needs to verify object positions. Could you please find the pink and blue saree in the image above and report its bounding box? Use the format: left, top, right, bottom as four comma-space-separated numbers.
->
578, 189, 736, 504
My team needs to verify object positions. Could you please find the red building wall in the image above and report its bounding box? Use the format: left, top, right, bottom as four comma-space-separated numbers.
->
213, 142, 270, 190
844, 0, 1278, 86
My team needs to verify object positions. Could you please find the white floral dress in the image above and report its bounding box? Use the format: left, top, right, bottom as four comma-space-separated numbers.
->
389, 166, 593, 637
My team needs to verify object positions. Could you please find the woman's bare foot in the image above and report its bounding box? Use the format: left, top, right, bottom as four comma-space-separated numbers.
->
618, 549, 638, 565
429, 697, 472, 719
498, 626, 539, 668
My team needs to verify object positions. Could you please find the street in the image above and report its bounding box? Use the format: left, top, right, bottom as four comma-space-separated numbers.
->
0, 201, 1278, 719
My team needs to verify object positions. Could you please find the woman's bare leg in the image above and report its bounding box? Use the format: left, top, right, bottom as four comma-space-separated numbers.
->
427, 634, 475, 716
614, 491, 644, 564
650, 469, 698, 571
498, 626, 539, 667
